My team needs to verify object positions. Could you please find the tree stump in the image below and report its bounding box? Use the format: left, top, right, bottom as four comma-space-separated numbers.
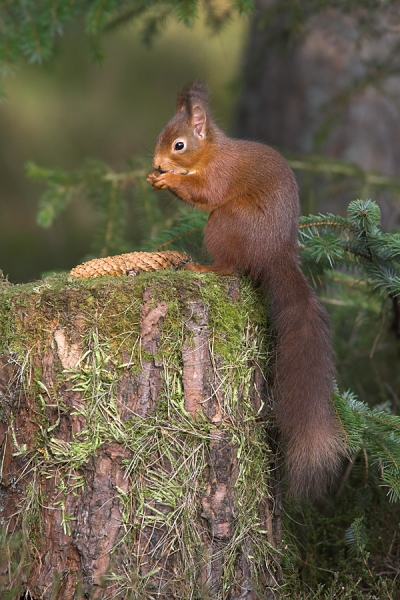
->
0, 271, 281, 599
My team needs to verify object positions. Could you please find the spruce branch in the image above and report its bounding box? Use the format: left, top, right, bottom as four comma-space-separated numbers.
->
143, 210, 207, 255
203, 0, 233, 33
104, 5, 149, 32
299, 220, 357, 231
141, 6, 174, 45
290, 154, 400, 214
334, 391, 400, 501
28, 157, 152, 257
0, 0, 252, 71
345, 516, 368, 557
156, 228, 204, 251
300, 200, 400, 296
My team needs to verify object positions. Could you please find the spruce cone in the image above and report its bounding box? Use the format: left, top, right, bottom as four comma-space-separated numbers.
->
70, 251, 192, 279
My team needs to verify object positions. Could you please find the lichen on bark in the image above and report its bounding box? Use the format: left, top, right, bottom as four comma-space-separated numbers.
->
0, 271, 280, 599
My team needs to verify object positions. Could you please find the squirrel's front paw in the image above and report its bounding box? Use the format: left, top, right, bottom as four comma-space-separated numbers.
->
146, 170, 166, 189
146, 170, 159, 185
147, 170, 176, 191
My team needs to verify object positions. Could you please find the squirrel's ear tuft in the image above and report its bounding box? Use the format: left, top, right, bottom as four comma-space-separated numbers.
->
176, 80, 210, 116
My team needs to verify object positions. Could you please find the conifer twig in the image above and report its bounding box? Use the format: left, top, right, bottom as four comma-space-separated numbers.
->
156, 228, 204, 251
299, 221, 358, 231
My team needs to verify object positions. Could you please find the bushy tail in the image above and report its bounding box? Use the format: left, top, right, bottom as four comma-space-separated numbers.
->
263, 259, 345, 499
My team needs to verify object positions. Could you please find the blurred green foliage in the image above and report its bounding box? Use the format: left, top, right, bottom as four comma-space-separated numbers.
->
0, 0, 252, 72
0, 15, 245, 282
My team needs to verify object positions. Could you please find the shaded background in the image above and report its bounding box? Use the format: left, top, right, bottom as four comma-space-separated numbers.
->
3, 5, 400, 285
0, 17, 246, 283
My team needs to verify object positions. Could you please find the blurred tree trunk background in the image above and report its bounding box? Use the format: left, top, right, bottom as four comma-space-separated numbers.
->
237, 0, 400, 226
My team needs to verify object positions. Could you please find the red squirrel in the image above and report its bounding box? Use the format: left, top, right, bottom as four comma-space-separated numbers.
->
147, 81, 345, 499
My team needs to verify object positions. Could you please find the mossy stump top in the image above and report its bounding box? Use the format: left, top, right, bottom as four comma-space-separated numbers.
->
0, 271, 280, 599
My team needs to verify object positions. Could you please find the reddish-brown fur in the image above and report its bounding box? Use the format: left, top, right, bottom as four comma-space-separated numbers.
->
147, 81, 345, 499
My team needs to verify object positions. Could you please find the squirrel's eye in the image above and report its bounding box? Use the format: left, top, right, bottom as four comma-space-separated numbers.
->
174, 141, 185, 151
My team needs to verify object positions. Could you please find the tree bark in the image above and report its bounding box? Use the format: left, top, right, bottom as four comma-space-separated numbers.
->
0, 272, 281, 599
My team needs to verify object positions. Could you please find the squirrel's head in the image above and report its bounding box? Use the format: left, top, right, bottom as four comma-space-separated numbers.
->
152, 81, 214, 174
